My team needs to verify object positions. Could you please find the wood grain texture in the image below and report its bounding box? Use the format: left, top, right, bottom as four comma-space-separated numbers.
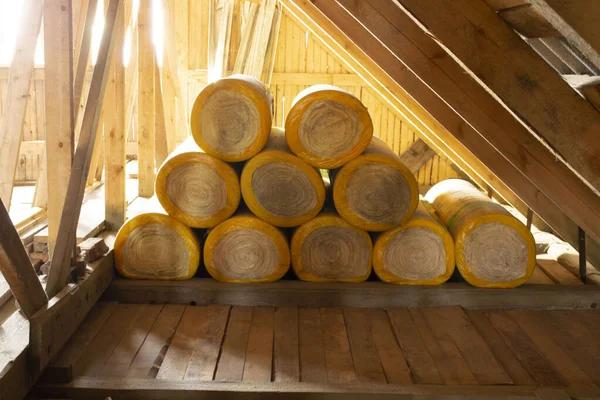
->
320, 308, 357, 384
466, 310, 536, 386
486, 310, 568, 386
214, 307, 252, 382
46, 302, 119, 383
243, 307, 275, 382
128, 304, 186, 378
397, 0, 600, 192
45, 0, 120, 298
421, 307, 512, 385
0, 0, 43, 206
137, 0, 156, 197
298, 307, 328, 383
0, 199, 47, 318
29, 253, 115, 375
44, 0, 74, 256
273, 307, 300, 382
343, 308, 387, 383
102, 279, 600, 310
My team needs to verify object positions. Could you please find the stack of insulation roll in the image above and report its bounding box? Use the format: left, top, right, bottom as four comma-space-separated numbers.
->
114, 74, 535, 288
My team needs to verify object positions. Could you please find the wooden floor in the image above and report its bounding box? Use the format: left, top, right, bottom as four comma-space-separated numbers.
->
34, 301, 600, 399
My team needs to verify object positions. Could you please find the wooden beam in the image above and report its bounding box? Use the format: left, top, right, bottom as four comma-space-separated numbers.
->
104, 0, 127, 230
74, 0, 100, 122
245, 0, 277, 79
399, 139, 436, 174
309, 0, 600, 267
103, 278, 600, 310
155, 64, 169, 166
0, 199, 47, 319
497, 4, 559, 38
395, 0, 600, 192
529, 0, 600, 71
30, 252, 114, 374
44, 0, 75, 256
568, 76, 600, 114
30, 377, 600, 399
137, 1, 156, 197
45, 0, 120, 299
0, 0, 43, 207
227, 0, 243, 72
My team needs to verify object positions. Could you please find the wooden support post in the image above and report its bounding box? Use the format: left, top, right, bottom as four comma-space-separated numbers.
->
0, 199, 48, 319
155, 64, 169, 166
228, 0, 243, 72
0, 0, 43, 207
74, 0, 100, 123
104, 0, 127, 230
579, 227, 587, 283
244, 0, 277, 79
46, 0, 120, 299
137, 2, 156, 197
398, 139, 436, 174
526, 208, 534, 230
86, 115, 104, 186
45, 0, 75, 257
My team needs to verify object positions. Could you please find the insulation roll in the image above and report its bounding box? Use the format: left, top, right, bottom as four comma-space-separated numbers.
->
114, 213, 201, 280
425, 179, 536, 288
204, 213, 290, 283
190, 74, 272, 162
291, 211, 372, 282
332, 137, 419, 231
155, 137, 240, 228
285, 85, 373, 169
241, 127, 326, 227
373, 202, 455, 285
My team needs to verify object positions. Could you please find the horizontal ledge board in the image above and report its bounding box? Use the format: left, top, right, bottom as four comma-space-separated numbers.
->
32, 377, 600, 399
102, 278, 600, 310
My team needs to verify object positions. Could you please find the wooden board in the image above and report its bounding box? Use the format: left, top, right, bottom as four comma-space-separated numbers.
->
32, 301, 600, 400
103, 279, 600, 310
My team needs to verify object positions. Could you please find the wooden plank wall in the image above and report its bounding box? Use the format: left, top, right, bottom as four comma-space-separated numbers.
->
185, 10, 460, 187
0, 70, 45, 184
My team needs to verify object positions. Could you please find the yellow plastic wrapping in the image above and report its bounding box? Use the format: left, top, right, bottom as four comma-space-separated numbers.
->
285, 85, 373, 169
291, 212, 373, 282
190, 74, 272, 162
114, 212, 201, 280
333, 137, 419, 231
203, 213, 290, 283
155, 137, 240, 228
425, 179, 536, 288
373, 202, 455, 285
241, 127, 326, 227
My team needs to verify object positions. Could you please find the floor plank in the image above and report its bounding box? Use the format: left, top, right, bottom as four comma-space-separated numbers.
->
368, 308, 413, 384
343, 308, 387, 383
128, 304, 186, 378
508, 310, 595, 388
75, 304, 140, 376
486, 311, 568, 387
47, 302, 118, 382
184, 305, 230, 381
387, 308, 443, 384
298, 307, 327, 383
537, 258, 583, 285
320, 307, 358, 384
409, 308, 477, 385
214, 307, 252, 382
101, 304, 163, 377
243, 307, 275, 382
533, 310, 600, 386
422, 307, 512, 385
466, 310, 536, 386
273, 307, 300, 382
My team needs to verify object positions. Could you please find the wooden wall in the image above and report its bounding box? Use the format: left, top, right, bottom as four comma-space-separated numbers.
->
0, 69, 45, 184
